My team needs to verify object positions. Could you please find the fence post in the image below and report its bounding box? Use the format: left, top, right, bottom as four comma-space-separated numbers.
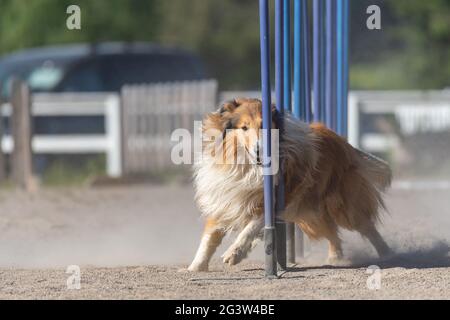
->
347, 93, 359, 148
105, 94, 122, 177
11, 80, 35, 191
0, 87, 5, 182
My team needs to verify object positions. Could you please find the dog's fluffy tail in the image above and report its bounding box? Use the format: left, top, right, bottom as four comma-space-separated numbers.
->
354, 148, 392, 191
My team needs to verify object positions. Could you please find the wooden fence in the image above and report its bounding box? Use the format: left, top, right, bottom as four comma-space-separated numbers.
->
0, 79, 218, 187
121, 80, 218, 175
10, 79, 34, 191
0, 83, 122, 190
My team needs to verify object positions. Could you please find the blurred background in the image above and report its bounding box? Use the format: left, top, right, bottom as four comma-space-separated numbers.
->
0, 0, 449, 184
0, 0, 448, 268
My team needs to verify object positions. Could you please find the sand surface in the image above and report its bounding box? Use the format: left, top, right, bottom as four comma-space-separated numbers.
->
0, 183, 449, 299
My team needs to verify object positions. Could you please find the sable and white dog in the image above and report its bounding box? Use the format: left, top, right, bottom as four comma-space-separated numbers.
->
188, 98, 391, 271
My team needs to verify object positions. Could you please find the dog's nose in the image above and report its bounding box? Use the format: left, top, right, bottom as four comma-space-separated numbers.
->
256, 142, 262, 165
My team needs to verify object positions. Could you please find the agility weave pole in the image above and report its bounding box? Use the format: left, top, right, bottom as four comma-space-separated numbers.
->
259, 0, 349, 278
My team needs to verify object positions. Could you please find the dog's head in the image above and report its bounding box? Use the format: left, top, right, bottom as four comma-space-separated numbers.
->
202, 98, 278, 166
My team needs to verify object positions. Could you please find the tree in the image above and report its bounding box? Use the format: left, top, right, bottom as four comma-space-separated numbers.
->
157, 0, 262, 90
0, 0, 448, 90
350, 0, 450, 89
0, 0, 160, 54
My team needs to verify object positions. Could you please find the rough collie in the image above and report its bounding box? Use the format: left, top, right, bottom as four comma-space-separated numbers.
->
188, 98, 391, 271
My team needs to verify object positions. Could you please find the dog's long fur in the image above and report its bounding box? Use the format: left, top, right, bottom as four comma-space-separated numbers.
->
188, 98, 392, 271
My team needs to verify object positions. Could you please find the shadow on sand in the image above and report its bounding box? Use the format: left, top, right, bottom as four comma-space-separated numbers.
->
189, 240, 450, 281
283, 239, 450, 273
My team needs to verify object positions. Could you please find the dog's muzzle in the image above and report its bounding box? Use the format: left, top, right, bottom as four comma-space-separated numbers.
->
255, 142, 262, 166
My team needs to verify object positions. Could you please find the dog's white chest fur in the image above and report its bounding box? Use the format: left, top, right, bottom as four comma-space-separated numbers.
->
193, 160, 264, 231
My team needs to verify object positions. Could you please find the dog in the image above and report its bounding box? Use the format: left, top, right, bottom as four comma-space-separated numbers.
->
188, 98, 392, 271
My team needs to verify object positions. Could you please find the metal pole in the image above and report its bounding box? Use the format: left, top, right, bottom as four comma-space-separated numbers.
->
259, 0, 277, 278
283, 0, 296, 266
302, 0, 312, 123
275, 0, 287, 271
336, 0, 344, 135
325, 0, 332, 128
293, 0, 307, 261
293, 0, 301, 119
320, 0, 327, 123
298, 0, 310, 258
284, 0, 292, 112
313, 0, 324, 122
331, 0, 338, 132
343, 0, 349, 137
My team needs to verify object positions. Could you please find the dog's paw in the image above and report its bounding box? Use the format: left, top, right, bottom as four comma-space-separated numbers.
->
183, 263, 208, 272
326, 255, 349, 266
222, 246, 245, 266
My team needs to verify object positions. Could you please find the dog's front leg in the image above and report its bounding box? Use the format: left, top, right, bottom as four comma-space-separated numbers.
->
188, 218, 225, 272
222, 216, 264, 266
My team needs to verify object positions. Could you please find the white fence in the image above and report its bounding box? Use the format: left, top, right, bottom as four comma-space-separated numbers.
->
222, 89, 450, 152
121, 80, 218, 174
0, 93, 122, 177
348, 90, 450, 152
1, 88, 448, 178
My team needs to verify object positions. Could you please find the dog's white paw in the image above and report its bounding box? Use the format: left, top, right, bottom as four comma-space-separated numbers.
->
326, 255, 349, 266
222, 246, 245, 266
183, 263, 208, 272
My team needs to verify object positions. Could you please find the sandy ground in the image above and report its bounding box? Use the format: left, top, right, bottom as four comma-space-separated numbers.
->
0, 183, 449, 299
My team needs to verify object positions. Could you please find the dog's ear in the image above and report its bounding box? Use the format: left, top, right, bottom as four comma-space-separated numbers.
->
219, 100, 239, 114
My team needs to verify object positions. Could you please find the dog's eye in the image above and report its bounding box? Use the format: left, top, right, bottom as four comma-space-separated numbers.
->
241, 126, 248, 131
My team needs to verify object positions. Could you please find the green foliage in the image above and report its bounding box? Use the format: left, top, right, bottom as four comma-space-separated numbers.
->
350, 0, 450, 89
0, 0, 160, 53
157, 0, 263, 90
0, 0, 448, 90
41, 155, 106, 186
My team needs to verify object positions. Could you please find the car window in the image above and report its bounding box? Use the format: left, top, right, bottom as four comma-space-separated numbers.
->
101, 54, 205, 91
0, 62, 39, 98
0, 57, 74, 98
59, 59, 104, 92
27, 61, 64, 91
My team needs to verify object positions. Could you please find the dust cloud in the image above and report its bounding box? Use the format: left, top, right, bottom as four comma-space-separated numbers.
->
0, 184, 448, 269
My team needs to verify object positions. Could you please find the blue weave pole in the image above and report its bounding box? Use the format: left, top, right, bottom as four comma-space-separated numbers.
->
283, 0, 296, 266
313, 0, 325, 122
302, 0, 312, 123
294, 0, 310, 122
293, 0, 301, 118
343, 0, 349, 137
275, 0, 287, 271
325, 0, 333, 129
331, 0, 338, 131
336, 0, 344, 135
284, 0, 292, 113
292, 0, 309, 260
336, 0, 350, 136
259, 0, 277, 278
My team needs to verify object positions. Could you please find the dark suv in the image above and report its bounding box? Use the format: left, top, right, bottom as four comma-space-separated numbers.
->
0, 42, 208, 97
0, 42, 208, 135
0, 43, 209, 174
